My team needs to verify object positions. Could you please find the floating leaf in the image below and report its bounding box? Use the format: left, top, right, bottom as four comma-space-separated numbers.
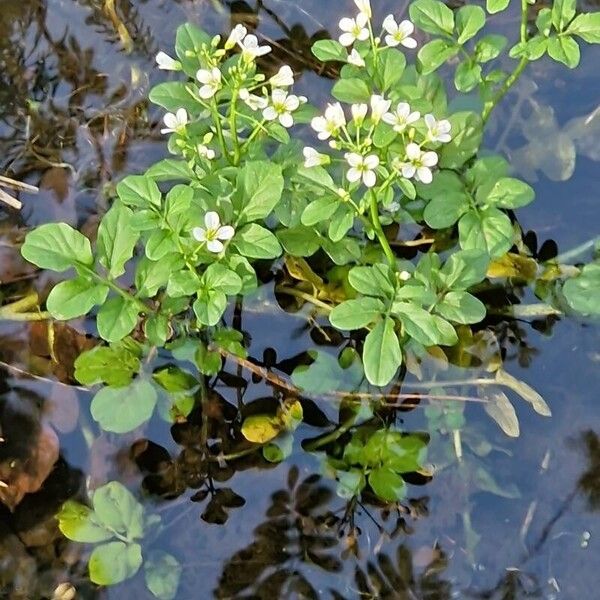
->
495, 369, 551, 416
482, 387, 520, 437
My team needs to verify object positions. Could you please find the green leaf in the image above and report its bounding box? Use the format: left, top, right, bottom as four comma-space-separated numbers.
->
423, 192, 470, 228
436, 291, 486, 324
135, 255, 183, 298
368, 467, 406, 502
277, 226, 320, 257
97, 296, 139, 343
292, 349, 363, 394
145, 159, 194, 182
327, 205, 354, 242
167, 270, 199, 298
91, 378, 157, 433
46, 278, 109, 320
418, 39, 460, 74
377, 48, 406, 92
459, 208, 514, 258
89, 541, 142, 585
311, 39, 347, 62
175, 23, 211, 76
363, 317, 402, 386
57, 500, 113, 543
552, 0, 576, 32
409, 0, 455, 35
348, 264, 395, 298
394, 303, 458, 346
117, 175, 161, 209
456, 5, 486, 44
365, 431, 426, 472
21, 223, 93, 271
567, 13, 600, 43
97, 204, 138, 278
144, 551, 182, 600
563, 263, 600, 315
336, 469, 366, 499
474, 34, 507, 62
144, 314, 170, 347
164, 185, 193, 227
202, 263, 242, 295
193, 289, 227, 326
483, 177, 535, 209
74, 345, 140, 387
454, 60, 482, 92
227, 255, 258, 294
331, 78, 371, 103
439, 249, 490, 289
301, 196, 339, 226
232, 223, 282, 259
92, 481, 144, 540
146, 229, 177, 261
237, 161, 284, 223
483, 388, 519, 437
495, 369, 551, 416
439, 112, 483, 169
329, 297, 385, 330
149, 82, 199, 113
486, 0, 510, 14
547, 35, 580, 68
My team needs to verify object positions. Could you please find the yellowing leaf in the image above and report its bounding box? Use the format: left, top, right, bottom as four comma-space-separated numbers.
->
487, 253, 538, 280
241, 415, 281, 444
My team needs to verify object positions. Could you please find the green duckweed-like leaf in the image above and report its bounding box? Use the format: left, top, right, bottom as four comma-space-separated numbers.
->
74, 345, 140, 387
92, 481, 144, 541
232, 223, 282, 259
193, 289, 227, 326
567, 13, 600, 43
436, 291, 486, 324
144, 551, 182, 600
423, 192, 470, 228
57, 500, 113, 543
547, 35, 580, 68
474, 34, 507, 62
336, 469, 366, 499
311, 39, 347, 62
409, 0, 455, 35
329, 297, 385, 330
363, 317, 402, 386
116, 175, 161, 209
331, 78, 371, 103
482, 177, 535, 209
21, 223, 93, 272
459, 208, 514, 258
348, 264, 395, 298
46, 278, 109, 320
97, 296, 140, 343
145, 159, 194, 182
149, 82, 199, 113
486, 0, 510, 14
89, 541, 142, 586
551, 0, 576, 32
439, 249, 490, 289
292, 349, 363, 394
439, 112, 483, 169
97, 203, 139, 279
175, 22, 211, 76
394, 304, 458, 346
91, 378, 157, 433
368, 467, 406, 502
455, 5, 486, 44
237, 162, 284, 223
418, 39, 460, 74
562, 263, 600, 316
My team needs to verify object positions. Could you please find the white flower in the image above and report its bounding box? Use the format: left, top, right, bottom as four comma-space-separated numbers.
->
347, 48, 366, 67
400, 143, 438, 184
197, 144, 216, 160
263, 89, 300, 128
155, 51, 181, 71
311, 102, 346, 140
339, 13, 369, 47
192, 212, 235, 253
239, 34, 272, 61
354, 0, 372, 17
370, 94, 391, 124
382, 16, 417, 49
269, 65, 294, 87
303, 147, 329, 168
196, 68, 222, 99
351, 103, 368, 124
161, 108, 188, 134
345, 152, 380, 188
399, 270, 411, 281
382, 102, 420, 133
239, 88, 268, 111
225, 24, 247, 50
424, 114, 452, 143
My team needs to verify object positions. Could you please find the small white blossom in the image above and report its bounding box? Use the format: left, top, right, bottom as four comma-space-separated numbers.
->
399, 270, 411, 281
354, 0, 372, 18
303, 147, 329, 168
269, 65, 294, 87
382, 102, 420, 133
382, 16, 417, 49
263, 89, 300, 128
225, 24, 247, 49
345, 152, 380, 188
424, 114, 452, 143
193, 212, 235, 254
311, 102, 346, 140
239, 88, 268, 111
239, 34, 272, 61
339, 13, 369, 47
196, 68, 222, 99
370, 94, 391, 124
161, 108, 188, 134
401, 143, 438, 184
155, 51, 181, 71
347, 48, 366, 67
351, 103, 368, 124
197, 144, 216, 160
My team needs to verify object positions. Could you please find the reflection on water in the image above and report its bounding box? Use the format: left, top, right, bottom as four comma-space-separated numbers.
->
0, 0, 599, 598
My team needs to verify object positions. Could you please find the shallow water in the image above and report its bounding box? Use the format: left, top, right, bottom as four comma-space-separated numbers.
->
1, 0, 599, 598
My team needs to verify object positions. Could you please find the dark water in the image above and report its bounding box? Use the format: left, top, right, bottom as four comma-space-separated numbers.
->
0, 0, 599, 598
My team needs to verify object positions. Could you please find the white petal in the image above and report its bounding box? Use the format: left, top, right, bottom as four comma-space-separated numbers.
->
272, 88, 286, 104
279, 112, 294, 128
363, 170, 376, 188
422, 151, 439, 167
163, 113, 178, 129
192, 227, 207, 242
339, 17, 355, 32
382, 14, 397, 34
176, 108, 188, 124
318, 130, 331, 141
424, 114, 436, 129
397, 102, 411, 118
406, 142, 421, 160
284, 95, 300, 111
364, 154, 380, 169
382, 112, 397, 126
339, 32, 355, 46
347, 168, 362, 183
354, 0, 372, 17
356, 13, 369, 27
204, 211, 220, 230
357, 28, 370, 42
196, 69, 211, 84
199, 85, 216, 99
217, 225, 235, 240
407, 111, 421, 124
401, 165, 416, 179
311, 116, 327, 133
207, 239, 224, 253
417, 167, 433, 184
398, 20, 415, 36
385, 35, 400, 47
401, 37, 418, 49
345, 152, 363, 167
156, 51, 179, 70
263, 106, 278, 121
438, 133, 452, 143
348, 49, 365, 67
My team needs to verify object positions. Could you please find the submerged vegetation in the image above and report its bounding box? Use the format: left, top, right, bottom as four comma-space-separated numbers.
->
1, 0, 600, 597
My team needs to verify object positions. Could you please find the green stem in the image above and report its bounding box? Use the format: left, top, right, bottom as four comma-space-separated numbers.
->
229, 88, 241, 165
210, 98, 230, 162
554, 235, 600, 264
369, 190, 395, 268
303, 414, 357, 452
482, 0, 530, 123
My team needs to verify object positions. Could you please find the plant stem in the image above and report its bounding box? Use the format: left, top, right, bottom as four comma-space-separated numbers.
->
303, 414, 357, 452
555, 235, 600, 264
369, 190, 396, 268
276, 286, 332, 311
482, 0, 530, 123
229, 89, 241, 165
210, 98, 230, 162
